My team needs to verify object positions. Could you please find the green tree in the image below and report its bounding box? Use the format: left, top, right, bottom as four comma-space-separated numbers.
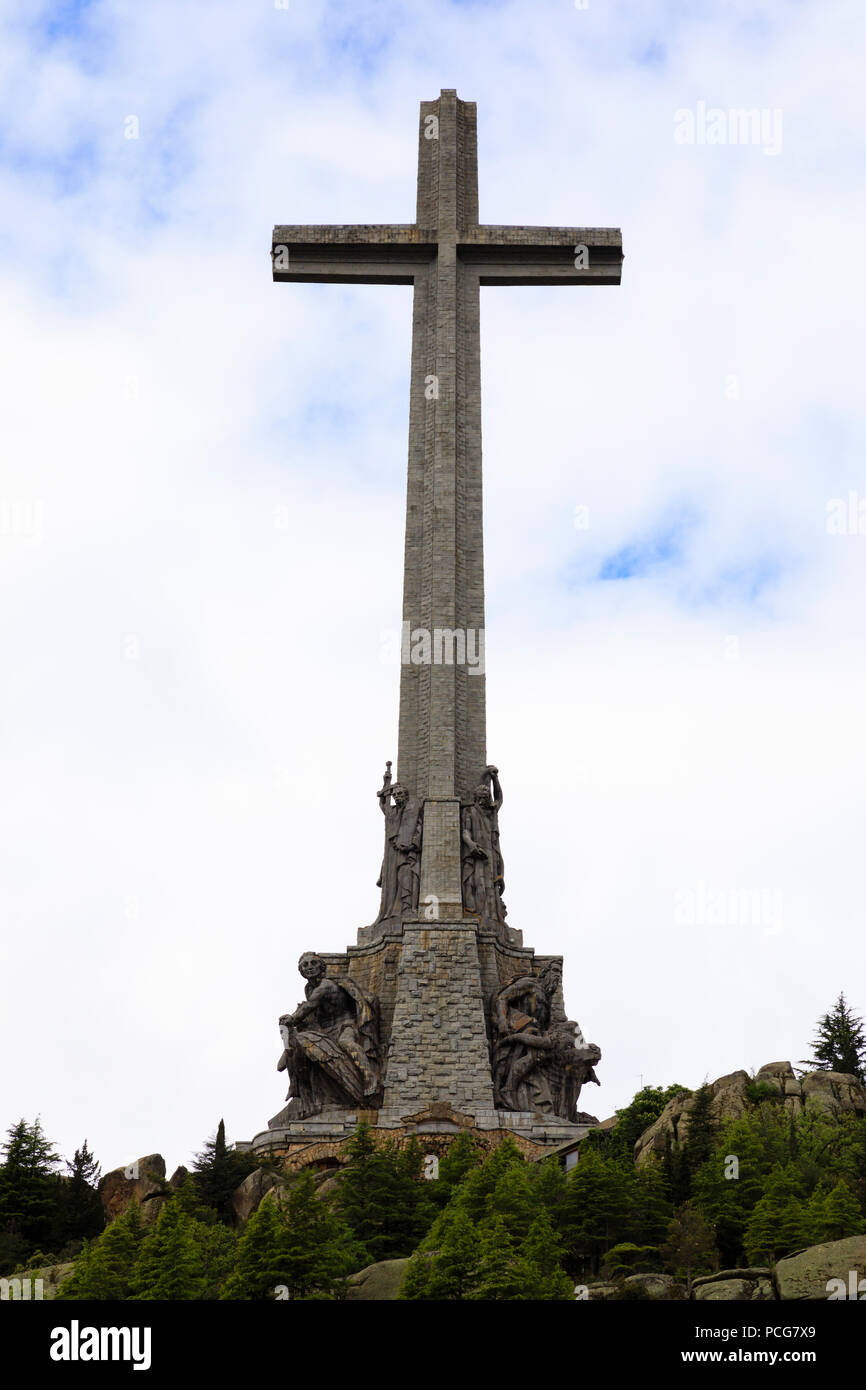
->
222, 1171, 363, 1301
218, 1198, 292, 1301
801, 993, 866, 1081
661, 1202, 718, 1296
810, 1181, 865, 1243
517, 1209, 575, 1300
630, 1162, 673, 1246
131, 1199, 209, 1300
57, 1201, 145, 1300
586, 1084, 689, 1162
743, 1164, 810, 1265
401, 1207, 479, 1300
558, 1148, 633, 1277
0, 1118, 61, 1262
428, 1133, 484, 1208
193, 1119, 259, 1223
55, 1141, 104, 1254
467, 1215, 526, 1300
684, 1085, 718, 1177
335, 1125, 435, 1262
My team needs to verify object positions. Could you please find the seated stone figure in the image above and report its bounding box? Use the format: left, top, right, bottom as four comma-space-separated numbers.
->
490, 966, 600, 1121
277, 952, 382, 1119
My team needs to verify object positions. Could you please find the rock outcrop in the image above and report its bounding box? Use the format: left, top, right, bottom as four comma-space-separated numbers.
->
692, 1268, 775, 1301
634, 1063, 866, 1165
230, 1168, 282, 1223
775, 1235, 866, 1300
346, 1258, 412, 1300
99, 1154, 167, 1224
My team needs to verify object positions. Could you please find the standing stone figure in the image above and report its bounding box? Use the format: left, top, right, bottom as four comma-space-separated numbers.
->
277, 952, 382, 1118
489, 965, 600, 1120
375, 761, 422, 925
461, 765, 506, 926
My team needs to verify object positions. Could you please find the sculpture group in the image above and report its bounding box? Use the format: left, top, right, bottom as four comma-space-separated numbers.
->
277, 771, 602, 1124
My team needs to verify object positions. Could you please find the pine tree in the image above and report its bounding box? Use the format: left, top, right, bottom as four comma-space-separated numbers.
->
199, 1220, 238, 1298
684, 1085, 718, 1177
404, 1207, 480, 1299
743, 1164, 809, 1264
810, 1181, 865, 1243
558, 1148, 633, 1276
444, 1135, 526, 1228
55, 1141, 104, 1253
429, 1132, 483, 1208
801, 994, 866, 1080
0, 1118, 61, 1258
193, 1119, 258, 1223
468, 1215, 525, 1300
219, 1197, 292, 1300
661, 1201, 718, 1296
518, 1210, 575, 1300
130, 1199, 209, 1300
486, 1162, 536, 1241
57, 1201, 145, 1300
336, 1125, 435, 1261
630, 1162, 673, 1246
530, 1154, 568, 1220
222, 1171, 363, 1300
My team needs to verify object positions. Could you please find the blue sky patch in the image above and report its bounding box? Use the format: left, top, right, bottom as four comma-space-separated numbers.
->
598, 503, 698, 581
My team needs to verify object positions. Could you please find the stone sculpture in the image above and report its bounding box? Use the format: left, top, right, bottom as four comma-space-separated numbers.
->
489, 964, 601, 1120
461, 765, 506, 926
375, 761, 422, 925
277, 952, 382, 1118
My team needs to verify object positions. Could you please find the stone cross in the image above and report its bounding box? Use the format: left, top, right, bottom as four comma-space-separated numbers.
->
273, 89, 622, 924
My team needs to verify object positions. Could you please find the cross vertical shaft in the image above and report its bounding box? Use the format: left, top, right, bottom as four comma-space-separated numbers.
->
400, 91, 485, 914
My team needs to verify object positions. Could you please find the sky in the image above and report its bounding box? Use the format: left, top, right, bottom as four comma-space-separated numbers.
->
1, 0, 865, 1179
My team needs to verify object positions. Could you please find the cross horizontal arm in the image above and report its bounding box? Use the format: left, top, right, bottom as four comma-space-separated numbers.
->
272, 224, 436, 284
459, 225, 623, 285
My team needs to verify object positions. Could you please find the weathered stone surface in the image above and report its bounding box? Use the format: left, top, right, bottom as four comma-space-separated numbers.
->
230, 1168, 281, 1224
99, 1154, 166, 1222
776, 1235, 866, 1300
382, 924, 495, 1115
346, 1258, 412, 1301
258, 1182, 289, 1213
693, 1271, 775, 1301
585, 1281, 618, 1301
634, 1064, 866, 1164
634, 1073, 750, 1164
800, 1070, 866, 1119
168, 1165, 189, 1190
622, 1273, 677, 1298
586, 1274, 678, 1300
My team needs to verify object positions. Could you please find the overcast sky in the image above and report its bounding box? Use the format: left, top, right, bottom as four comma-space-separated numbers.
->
1, 0, 865, 1178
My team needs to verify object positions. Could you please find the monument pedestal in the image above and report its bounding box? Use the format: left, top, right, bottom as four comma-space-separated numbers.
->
246, 914, 599, 1167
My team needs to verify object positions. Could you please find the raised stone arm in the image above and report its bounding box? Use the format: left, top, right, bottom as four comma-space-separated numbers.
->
377, 760, 393, 812
486, 765, 502, 812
